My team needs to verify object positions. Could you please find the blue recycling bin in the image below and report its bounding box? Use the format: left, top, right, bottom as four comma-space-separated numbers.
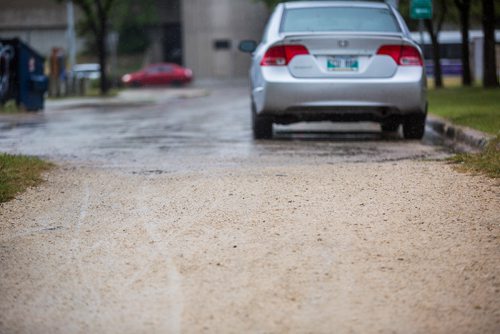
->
0, 38, 48, 111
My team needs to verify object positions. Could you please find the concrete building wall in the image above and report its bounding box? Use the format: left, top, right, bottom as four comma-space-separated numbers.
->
0, 0, 66, 29
181, 0, 268, 79
0, 0, 84, 57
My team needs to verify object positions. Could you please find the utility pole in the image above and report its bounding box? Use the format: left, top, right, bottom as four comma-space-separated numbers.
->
67, 0, 76, 92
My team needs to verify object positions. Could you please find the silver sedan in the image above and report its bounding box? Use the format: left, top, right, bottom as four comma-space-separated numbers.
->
239, 1, 427, 139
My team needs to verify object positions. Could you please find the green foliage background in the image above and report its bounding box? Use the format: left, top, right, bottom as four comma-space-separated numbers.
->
255, 0, 486, 30
74, 0, 159, 55
113, 0, 159, 54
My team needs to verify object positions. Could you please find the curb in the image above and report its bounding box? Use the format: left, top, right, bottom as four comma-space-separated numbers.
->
45, 88, 210, 111
427, 114, 494, 150
46, 99, 154, 111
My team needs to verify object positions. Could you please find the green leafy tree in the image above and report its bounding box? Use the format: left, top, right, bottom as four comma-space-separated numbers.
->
58, 0, 117, 95
112, 0, 158, 54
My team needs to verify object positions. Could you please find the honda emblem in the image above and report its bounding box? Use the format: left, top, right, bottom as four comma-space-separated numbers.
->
338, 40, 349, 48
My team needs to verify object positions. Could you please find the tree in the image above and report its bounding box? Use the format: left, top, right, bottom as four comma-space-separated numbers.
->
112, 0, 158, 55
424, 0, 450, 88
481, 0, 499, 87
454, 0, 472, 86
59, 0, 117, 95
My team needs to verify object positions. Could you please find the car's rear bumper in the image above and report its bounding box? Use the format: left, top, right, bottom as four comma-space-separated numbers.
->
252, 66, 427, 122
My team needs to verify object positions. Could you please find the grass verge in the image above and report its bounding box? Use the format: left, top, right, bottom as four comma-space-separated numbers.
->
448, 136, 500, 178
0, 154, 53, 203
0, 100, 22, 113
428, 86, 500, 135
427, 76, 463, 89
85, 87, 121, 98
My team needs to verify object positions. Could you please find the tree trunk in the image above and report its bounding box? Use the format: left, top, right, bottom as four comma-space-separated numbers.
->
97, 19, 109, 95
425, 19, 443, 88
456, 0, 472, 86
482, 0, 498, 87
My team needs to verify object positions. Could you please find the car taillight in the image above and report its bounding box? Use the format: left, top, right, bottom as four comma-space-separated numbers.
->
122, 74, 131, 82
376, 45, 423, 66
260, 45, 309, 66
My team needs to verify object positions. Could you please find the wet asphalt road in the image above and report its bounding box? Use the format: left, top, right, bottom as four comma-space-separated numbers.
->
0, 81, 451, 170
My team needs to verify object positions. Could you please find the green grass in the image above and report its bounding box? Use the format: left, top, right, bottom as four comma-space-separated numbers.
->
428, 84, 500, 178
448, 136, 500, 178
46, 86, 121, 99
85, 86, 121, 98
427, 76, 463, 89
0, 154, 53, 203
0, 100, 22, 113
428, 86, 500, 135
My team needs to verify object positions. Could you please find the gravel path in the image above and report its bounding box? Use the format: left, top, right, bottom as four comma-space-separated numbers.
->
1, 161, 499, 333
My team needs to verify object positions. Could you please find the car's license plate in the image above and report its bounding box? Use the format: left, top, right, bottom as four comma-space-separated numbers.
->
327, 56, 359, 72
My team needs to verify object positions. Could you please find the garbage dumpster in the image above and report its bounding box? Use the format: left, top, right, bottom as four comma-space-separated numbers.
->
0, 38, 48, 111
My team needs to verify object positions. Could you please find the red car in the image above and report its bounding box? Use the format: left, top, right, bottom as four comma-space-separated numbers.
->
122, 63, 193, 87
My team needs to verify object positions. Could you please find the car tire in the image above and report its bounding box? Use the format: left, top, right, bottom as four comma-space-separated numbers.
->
403, 113, 426, 139
172, 80, 183, 87
252, 104, 273, 139
131, 81, 142, 88
381, 120, 399, 132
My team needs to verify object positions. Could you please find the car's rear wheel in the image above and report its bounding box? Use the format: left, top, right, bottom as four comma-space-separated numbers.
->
252, 104, 273, 139
403, 113, 426, 139
172, 80, 183, 87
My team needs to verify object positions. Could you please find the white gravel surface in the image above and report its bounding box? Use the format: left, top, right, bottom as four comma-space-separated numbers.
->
1, 161, 499, 333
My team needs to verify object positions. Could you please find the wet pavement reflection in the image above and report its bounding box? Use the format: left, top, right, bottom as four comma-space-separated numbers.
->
0, 82, 451, 171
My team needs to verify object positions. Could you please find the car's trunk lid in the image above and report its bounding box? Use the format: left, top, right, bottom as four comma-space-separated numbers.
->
283, 34, 404, 79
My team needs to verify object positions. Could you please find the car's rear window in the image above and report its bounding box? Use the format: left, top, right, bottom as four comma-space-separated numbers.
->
281, 7, 400, 33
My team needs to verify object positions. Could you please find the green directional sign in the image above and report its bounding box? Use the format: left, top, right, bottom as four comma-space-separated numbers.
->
410, 0, 433, 20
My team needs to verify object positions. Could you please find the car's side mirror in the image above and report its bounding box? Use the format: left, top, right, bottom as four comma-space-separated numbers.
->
238, 40, 257, 53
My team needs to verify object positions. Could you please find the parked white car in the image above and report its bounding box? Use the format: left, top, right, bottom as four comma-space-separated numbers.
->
72, 63, 101, 80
